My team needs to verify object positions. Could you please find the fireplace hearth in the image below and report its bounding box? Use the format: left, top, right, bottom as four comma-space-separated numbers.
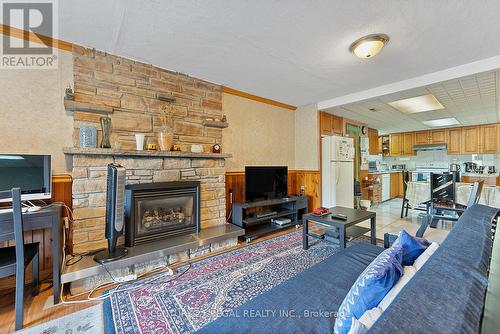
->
124, 181, 200, 247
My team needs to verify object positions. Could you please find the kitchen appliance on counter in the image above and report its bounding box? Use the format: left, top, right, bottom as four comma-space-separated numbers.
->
449, 163, 461, 172
321, 136, 355, 208
368, 160, 380, 172
479, 165, 496, 174
463, 162, 479, 173
391, 164, 406, 171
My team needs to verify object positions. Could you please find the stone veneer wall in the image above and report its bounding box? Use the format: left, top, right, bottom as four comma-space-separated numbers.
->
70, 45, 228, 253
72, 44, 223, 152
72, 155, 226, 253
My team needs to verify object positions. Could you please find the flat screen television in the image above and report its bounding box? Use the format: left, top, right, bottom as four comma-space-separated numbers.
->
0, 154, 51, 202
245, 166, 287, 202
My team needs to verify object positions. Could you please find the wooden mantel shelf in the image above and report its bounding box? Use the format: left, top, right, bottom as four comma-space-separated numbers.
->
63, 147, 232, 159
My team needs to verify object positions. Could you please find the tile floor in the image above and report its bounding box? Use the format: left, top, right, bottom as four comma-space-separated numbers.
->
358, 198, 451, 243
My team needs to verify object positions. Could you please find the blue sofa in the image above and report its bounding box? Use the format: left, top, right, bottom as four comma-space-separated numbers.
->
197, 204, 499, 334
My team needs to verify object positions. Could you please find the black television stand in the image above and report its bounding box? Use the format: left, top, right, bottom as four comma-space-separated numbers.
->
231, 196, 308, 242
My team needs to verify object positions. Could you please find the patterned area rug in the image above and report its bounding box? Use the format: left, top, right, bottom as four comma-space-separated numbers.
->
17, 304, 103, 334
104, 231, 358, 334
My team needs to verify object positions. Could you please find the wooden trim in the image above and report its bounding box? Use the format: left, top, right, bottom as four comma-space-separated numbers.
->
0, 24, 73, 52
226, 169, 319, 175
222, 86, 297, 111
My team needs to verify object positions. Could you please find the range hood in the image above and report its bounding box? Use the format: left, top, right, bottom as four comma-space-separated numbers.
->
413, 143, 447, 152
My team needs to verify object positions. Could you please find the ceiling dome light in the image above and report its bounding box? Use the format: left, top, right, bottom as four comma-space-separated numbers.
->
350, 34, 389, 59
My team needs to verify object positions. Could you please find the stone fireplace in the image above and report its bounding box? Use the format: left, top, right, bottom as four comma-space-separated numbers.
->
65, 44, 233, 253
66, 151, 230, 253
124, 181, 200, 246
62, 45, 243, 293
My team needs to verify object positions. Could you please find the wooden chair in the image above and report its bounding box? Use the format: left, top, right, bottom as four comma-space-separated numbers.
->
400, 170, 410, 218
0, 188, 40, 330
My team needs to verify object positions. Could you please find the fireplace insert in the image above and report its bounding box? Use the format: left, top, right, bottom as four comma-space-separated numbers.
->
124, 181, 200, 246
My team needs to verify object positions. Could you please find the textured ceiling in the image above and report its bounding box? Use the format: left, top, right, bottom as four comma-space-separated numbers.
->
326, 71, 499, 134
56, 0, 500, 106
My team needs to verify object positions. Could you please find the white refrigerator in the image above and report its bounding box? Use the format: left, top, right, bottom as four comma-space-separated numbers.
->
321, 136, 355, 208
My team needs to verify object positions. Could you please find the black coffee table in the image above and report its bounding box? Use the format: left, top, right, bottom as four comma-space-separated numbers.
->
302, 206, 376, 249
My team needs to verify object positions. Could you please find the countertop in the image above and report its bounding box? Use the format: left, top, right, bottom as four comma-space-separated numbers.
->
366, 170, 498, 177
461, 172, 499, 178
366, 170, 404, 175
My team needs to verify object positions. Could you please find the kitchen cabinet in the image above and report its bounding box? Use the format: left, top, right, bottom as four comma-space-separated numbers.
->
320, 112, 343, 136
375, 122, 499, 155
389, 133, 402, 156
480, 124, 498, 153
368, 128, 380, 155
388, 132, 413, 156
431, 130, 446, 144
461, 126, 480, 154
402, 132, 414, 155
320, 112, 333, 136
414, 130, 446, 145
332, 115, 344, 135
447, 128, 462, 154
415, 131, 430, 145
390, 172, 401, 198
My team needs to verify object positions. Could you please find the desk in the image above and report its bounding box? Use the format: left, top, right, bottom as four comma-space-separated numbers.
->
0, 206, 62, 304
302, 207, 376, 249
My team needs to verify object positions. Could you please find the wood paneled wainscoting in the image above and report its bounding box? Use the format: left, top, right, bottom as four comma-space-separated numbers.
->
0, 175, 72, 293
225, 170, 320, 220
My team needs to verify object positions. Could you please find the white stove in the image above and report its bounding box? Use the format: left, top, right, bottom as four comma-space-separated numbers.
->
412, 163, 450, 181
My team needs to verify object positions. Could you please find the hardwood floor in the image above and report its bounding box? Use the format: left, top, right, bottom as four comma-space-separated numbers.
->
0, 227, 297, 333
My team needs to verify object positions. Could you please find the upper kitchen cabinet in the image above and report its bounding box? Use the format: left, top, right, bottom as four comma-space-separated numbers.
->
368, 128, 380, 155
447, 128, 462, 154
389, 133, 402, 156
414, 131, 430, 145
414, 130, 446, 145
461, 126, 480, 154
320, 112, 333, 136
320, 112, 343, 136
480, 123, 498, 153
430, 130, 446, 144
402, 132, 414, 155
332, 115, 344, 135
387, 132, 413, 156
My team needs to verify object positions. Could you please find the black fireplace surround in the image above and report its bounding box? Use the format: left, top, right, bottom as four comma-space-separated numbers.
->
124, 181, 200, 247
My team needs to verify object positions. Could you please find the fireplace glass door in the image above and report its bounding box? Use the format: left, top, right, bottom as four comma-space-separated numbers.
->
132, 190, 198, 243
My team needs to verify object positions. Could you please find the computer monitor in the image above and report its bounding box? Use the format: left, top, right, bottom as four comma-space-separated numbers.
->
0, 154, 52, 202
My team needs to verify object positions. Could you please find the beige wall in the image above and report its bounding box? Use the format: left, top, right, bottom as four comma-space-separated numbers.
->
222, 93, 296, 171
0, 49, 74, 174
294, 104, 319, 170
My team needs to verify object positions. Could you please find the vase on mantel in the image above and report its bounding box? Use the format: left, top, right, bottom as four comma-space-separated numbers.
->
158, 126, 173, 151
100, 117, 112, 149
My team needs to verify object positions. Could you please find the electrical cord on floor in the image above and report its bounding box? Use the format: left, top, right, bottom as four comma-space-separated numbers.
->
59, 226, 193, 304
60, 262, 192, 304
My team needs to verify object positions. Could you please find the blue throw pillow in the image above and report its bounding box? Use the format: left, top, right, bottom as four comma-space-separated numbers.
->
334, 246, 403, 334
394, 230, 429, 265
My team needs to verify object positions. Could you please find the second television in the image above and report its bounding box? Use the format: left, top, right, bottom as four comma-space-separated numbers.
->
245, 166, 288, 202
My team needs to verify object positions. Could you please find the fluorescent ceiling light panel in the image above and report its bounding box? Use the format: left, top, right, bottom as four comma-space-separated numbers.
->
422, 118, 460, 127
388, 94, 445, 113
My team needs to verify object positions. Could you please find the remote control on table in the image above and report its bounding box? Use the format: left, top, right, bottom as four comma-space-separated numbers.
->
330, 213, 348, 220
